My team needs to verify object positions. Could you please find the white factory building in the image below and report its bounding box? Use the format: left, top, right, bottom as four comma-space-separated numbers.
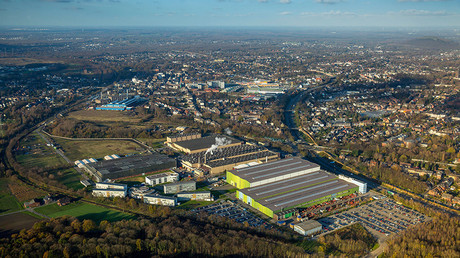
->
92, 182, 128, 198
338, 175, 367, 194
143, 194, 177, 206
293, 220, 323, 236
176, 191, 214, 201
104, 154, 121, 160
145, 172, 179, 186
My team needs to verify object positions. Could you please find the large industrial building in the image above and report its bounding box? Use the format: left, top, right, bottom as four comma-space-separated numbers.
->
82, 153, 176, 182
173, 134, 279, 175
166, 133, 202, 144
166, 134, 242, 154
145, 171, 179, 186
96, 96, 147, 111
226, 158, 362, 219
226, 158, 320, 189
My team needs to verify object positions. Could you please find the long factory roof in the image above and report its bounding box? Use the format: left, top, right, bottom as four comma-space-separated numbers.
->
229, 157, 320, 183
242, 176, 358, 212
239, 170, 337, 200
173, 135, 241, 151
88, 153, 176, 175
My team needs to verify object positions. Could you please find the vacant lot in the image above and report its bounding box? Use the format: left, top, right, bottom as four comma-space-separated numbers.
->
137, 138, 165, 149
16, 132, 67, 168
35, 202, 136, 223
8, 179, 46, 203
53, 138, 144, 161
50, 168, 84, 190
0, 212, 41, 238
0, 179, 23, 215
0, 58, 63, 66
68, 110, 141, 123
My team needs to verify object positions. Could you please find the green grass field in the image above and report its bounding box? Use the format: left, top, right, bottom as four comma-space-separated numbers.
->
177, 200, 214, 209
136, 138, 165, 149
16, 132, 67, 168
35, 202, 136, 223
51, 168, 84, 190
16, 152, 67, 168
0, 179, 24, 215
21, 210, 46, 219
53, 138, 144, 161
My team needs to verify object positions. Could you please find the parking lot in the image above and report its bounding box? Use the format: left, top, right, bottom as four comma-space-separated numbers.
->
192, 201, 272, 229
319, 198, 428, 240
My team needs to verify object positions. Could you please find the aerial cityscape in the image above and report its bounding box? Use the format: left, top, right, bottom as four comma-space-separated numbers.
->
0, 0, 459, 257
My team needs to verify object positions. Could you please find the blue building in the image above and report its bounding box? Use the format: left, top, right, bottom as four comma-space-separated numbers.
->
96, 96, 146, 111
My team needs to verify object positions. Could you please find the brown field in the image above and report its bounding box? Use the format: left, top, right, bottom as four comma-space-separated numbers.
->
54, 138, 145, 161
137, 138, 166, 148
0, 212, 41, 238
8, 180, 46, 203
67, 110, 141, 123
0, 57, 63, 66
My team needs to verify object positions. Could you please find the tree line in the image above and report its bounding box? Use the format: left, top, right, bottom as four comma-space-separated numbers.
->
0, 215, 310, 258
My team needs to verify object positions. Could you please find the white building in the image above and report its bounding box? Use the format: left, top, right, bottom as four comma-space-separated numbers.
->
104, 154, 121, 160
95, 182, 127, 190
143, 194, 177, 206
145, 172, 179, 186
211, 81, 225, 89
92, 189, 126, 198
163, 181, 196, 194
293, 220, 322, 236
176, 191, 214, 201
130, 186, 156, 199
338, 175, 367, 194
92, 182, 127, 198
82, 158, 97, 164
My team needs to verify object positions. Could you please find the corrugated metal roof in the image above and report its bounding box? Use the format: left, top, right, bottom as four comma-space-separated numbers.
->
230, 158, 320, 183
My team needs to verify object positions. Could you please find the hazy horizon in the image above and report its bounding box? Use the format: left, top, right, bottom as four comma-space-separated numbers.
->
1, 0, 459, 28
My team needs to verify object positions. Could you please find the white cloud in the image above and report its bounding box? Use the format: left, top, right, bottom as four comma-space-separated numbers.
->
280, 11, 292, 15
391, 9, 452, 16
301, 10, 356, 16
315, 0, 344, 4
280, 0, 291, 4
398, 0, 450, 2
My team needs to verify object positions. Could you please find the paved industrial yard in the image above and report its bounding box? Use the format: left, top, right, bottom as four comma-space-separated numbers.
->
192, 201, 272, 229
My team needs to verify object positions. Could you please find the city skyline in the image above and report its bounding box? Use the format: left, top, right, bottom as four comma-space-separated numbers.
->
1, 0, 459, 28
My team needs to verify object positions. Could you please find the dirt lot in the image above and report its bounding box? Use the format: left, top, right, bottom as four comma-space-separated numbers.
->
67, 110, 141, 123
0, 212, 41, 238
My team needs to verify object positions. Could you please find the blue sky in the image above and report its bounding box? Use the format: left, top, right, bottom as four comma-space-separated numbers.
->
0, 0, 459, 27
